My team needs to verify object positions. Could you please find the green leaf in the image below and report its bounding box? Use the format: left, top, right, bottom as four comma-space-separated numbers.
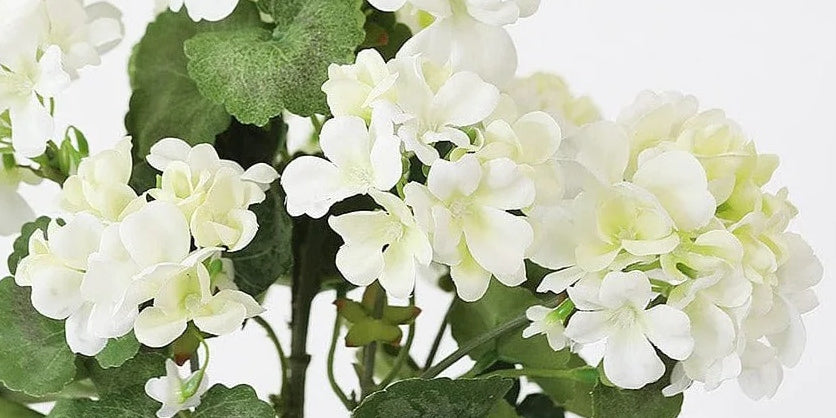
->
449, 283, 570, 369
590, 376, 682, 418
7, 216, 51, 275
184, 0, 366, 124
192, 384, 274, 418
228, 188, 293, 296
344, 319, 402, 347
48, 385, 158, 418
516, 394, 565, 418
125, 5, 264, 161
487, 400, 519, 418
0, 395, 45, 418
353, 377, 513, 418
49, 351, 169, 418
0, 279, 76, 397
87, 351, 167, 397
95, 333, 140, 369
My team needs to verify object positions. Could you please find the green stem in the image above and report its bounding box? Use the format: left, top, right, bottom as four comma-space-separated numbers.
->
253, 316, 289, 394
327, 292, 355, 411
377, 296, 417, 389
478, 367, 598, 384
422, 296, 561, 379
423, 300, 453, 370
359, 284, 386, 398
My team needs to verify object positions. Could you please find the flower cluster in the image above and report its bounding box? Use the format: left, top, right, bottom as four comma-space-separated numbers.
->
281, 0, 822, 401
0, 0, 124, 236
15, 137, 276, 355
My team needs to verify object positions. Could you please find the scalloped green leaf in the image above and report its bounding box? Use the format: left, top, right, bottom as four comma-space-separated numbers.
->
125, 4, 264, 161
353, 377, 513, 418
192, 384, 274, 418
228, 188, 293, 296
184, 0, 366, 125
0, 279, 76, 397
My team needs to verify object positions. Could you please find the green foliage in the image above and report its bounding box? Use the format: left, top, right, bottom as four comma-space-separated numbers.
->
353, 377, 513, 418
228, 188, 293, 296
590, 376, 683, 418
124, 5, 265, 162
7, 216, 51, 275
95, 333, 140, 369
0, 279, 76, 397
184, 0, 366, 125
517, 394, 565, 418
214, 117, 285, 168
337, 296, 420, 347
360, 6, 413, 60
486, 400, 519, 418
29, 128, 89, 185
192, 384, 274, 418
87, 351, 167, 397
0, 396, 43, 418
449, 283, 571, 370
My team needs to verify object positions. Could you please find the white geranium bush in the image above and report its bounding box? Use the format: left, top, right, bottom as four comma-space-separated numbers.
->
0, 0, 823, 417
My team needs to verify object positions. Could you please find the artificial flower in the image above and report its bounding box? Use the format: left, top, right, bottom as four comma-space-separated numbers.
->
145, 359, 209, 418
41, 0, 124, 76
329, 191, 432, 298
321, 49, 398, 121
507, 73, 601, 133
404, 154, 534, 301
564, 271, 694, 389
0, 163, 39, 236
523, 305, 568, 351
281, 116, 401, 218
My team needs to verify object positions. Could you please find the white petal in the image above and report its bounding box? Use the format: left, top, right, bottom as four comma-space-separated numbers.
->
281, 156, 346, 218
462, 206, 532, 276
598, 271, 654, 310
120, 201, 190, 267
328, 211, 392, 248
525, 305, 552, 322
147, 138, 192, 171
193, 297, 247, 336
378, 241, 417, 299
370, 133, 402, 191
320, 116, 371, 170
538, 267, 584, 294
621, 234, 680, 256
564, 311, 610, 344
643, 304, 694, 360
241, 163, 279, 189
182, 0, 239, 22
134, 307, 187, 348
527, 205, 576, 270
10, 96, 53, 158
48, 213, 104, 270
335, 244, 385, 287
34, 46, 70, 98
28, 263, 84, 320
0, 186, 35, 236
512, 111, 561, 165
604, 327, 666, 389
632, 150, 716, 231
65, 305, 107, 356
367, 0, 407, 12
431, 71, 500, 127
474, 158, 535, 210
427, 155, 482, 201
449, 251, 492, 302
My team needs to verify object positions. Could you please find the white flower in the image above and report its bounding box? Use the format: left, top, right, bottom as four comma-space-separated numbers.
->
564, 271, 694, 389
321, 49, 398, 121
169, 0, 239, 22
404, 154, 534, 301
134, 258, 263, 347
14, 213, 108, 354
148, 138, 278, 251
389, 55, 500, 164
736, 339, 783, 400
374, 0, 541, 86
476, 111, 563, 207
41, 0, 124, 76
62, 138, 140, 222
523, 305, 568, 351
328, 191, 432, 298
281, 116, 401, 218
507, 73, 601, 134
0, 164, 39, 236
0, 44, 69, 157
617, 91, 698, 167
145, 359, 209, 418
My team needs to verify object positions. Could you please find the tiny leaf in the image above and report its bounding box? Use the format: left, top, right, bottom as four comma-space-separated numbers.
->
95, 333, 140, 369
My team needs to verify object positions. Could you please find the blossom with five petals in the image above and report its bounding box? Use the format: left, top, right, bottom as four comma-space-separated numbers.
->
145, 359, 209, 418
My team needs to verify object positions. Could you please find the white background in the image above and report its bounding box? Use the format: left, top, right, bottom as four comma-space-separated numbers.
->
3, 1, 835, 417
